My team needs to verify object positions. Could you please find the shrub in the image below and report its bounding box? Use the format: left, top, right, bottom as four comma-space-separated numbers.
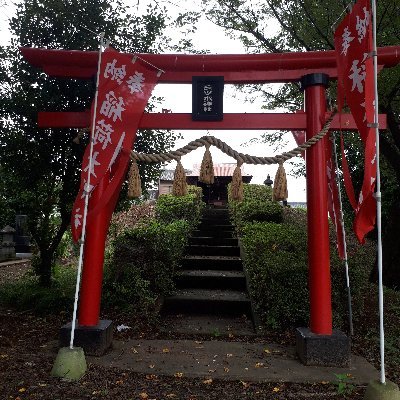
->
155, 186, 204, 227
228, 183, 283, 230
239, 206, 375, 331
241, 221, 309, 329
0, 265, 76, 314
109, 202, 155, 241
103, 219, 190, 317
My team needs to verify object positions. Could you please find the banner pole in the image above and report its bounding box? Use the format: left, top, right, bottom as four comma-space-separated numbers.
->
69, 33, 106, 350
371, 0, 385, 385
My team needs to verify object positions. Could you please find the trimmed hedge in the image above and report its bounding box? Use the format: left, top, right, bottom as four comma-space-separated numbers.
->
230, 186, 374, 331
228, 183, 283, 230
155, 185, 204, 228
103, 219, 190, 316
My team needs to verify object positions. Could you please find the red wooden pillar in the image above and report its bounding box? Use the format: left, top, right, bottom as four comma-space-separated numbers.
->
78, 174, 110, 326
301, 73, 332, 335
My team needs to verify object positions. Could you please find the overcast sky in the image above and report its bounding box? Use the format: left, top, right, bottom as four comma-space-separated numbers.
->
0, 0, 307, 201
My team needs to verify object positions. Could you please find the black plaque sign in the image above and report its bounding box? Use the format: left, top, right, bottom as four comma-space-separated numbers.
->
192, 76, 224, 121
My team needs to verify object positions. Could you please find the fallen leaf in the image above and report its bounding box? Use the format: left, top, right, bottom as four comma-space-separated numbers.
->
226, 353, 233, 358
203, 379, 213, 385
38, 383, 47, 387
166, 394, 176, 398
139, 393, 149, 399
131, 348, 139, 354
18, 388, 26, 393
240, 381, 250, 388
272, 387, 280, 392
255, 362, 264, 368
174, 372, 183, 378
223, 367, 230, 373
162, 348, 170, 353
264, 348, 271, 354
228, 333, 234, 338
320, 381, 330, 385
148, 364, 155, 369
115, 380, 123, 385
145, 374, 157, 380
0, 354, 9, 358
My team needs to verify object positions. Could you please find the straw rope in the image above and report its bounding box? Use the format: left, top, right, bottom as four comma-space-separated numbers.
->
130, 110, 336, 165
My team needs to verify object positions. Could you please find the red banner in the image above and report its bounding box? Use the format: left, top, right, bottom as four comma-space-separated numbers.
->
71, 48, 160, 242
326, 138, 346, 259
334, 0, 377, 243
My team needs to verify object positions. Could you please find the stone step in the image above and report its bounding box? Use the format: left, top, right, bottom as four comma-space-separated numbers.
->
189, 236, 238, 246
177, 269, 246, 290
182, 255, 243, 270
191, 229, 234, 239
197, 223, 235, 232
186, 245, 240, 257
160, 314, 255, 336
200, 216, 231, 224
163, 289, 252, 317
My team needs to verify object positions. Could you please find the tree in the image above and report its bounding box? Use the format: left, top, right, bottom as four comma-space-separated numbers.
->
196, 0, 400, 286
0, 0, 177, 286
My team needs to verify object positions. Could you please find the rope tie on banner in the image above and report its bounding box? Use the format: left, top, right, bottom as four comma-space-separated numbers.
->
130, 109, 337, 165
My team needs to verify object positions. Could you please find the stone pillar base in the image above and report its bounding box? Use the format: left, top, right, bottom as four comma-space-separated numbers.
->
296, 327, 350, 367
60, 320, 113, 356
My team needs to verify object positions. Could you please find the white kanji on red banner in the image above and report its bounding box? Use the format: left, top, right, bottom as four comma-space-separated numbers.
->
71, 48, 160, 242
334, 0, 376, 243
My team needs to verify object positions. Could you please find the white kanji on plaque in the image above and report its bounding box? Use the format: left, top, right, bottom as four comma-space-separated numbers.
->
74, 208, 82, 229
204, 85, 212, 96
341, 27, 355, 55
100, 91, 125, 122
356, 7, 370, 43
84, 151, 101, 178
127, 71, 145, 94
93, 119, 113, 150
348, 60, 366, 93
104, 59, 126, 85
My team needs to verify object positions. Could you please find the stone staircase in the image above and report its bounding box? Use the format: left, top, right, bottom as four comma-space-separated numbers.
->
162, 206, 254, 335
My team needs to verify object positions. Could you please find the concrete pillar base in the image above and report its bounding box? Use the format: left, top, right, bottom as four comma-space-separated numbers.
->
296, 327, 350, 367
51, 347, 87, 381
364, 380, 400, 400
60, 320, 113, 356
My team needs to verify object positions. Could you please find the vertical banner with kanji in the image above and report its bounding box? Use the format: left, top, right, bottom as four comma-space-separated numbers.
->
71, 48, 160, 242
334, 0, 377, 243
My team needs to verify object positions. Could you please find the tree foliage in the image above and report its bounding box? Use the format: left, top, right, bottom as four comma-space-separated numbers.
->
0, 0, 177, 285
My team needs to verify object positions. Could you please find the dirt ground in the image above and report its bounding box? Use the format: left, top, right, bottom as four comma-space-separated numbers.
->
0, 261, 396, 399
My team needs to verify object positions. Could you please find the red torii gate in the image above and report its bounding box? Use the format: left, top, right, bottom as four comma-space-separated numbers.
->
20, 46, 399, 357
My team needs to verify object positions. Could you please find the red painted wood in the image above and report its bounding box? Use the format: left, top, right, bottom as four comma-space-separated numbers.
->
305, 84, 332, 335
38, 111, 387, 131
20, 46, 400, 82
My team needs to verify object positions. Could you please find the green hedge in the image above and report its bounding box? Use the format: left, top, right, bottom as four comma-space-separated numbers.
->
103, 219, 190, 316
228, 183, 283, 230
155, 185, 204, 228
239, 207, 374, 330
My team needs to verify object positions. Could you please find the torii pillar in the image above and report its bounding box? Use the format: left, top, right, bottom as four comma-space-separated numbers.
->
296, 73, 350, 367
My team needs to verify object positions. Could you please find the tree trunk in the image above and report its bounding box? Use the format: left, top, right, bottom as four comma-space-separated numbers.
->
35, 249, 53, 287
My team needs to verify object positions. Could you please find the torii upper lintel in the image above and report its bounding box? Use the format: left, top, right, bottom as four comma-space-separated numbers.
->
19, 46, 400, 83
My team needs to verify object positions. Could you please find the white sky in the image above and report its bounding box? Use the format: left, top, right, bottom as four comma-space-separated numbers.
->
0, 0, 307, 201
